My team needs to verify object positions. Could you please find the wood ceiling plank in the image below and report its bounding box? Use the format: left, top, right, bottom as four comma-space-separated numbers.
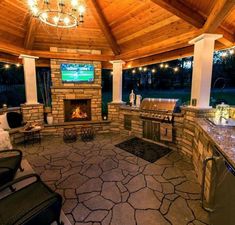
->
118, 30, 202, 61
88, 0, 121, 55
203, 0, 235, 32
119, 21, 195, 52
150, 0, 205, 28
118, 16, 179, 44
24, 16, 39, 49
0, 0, 5, 5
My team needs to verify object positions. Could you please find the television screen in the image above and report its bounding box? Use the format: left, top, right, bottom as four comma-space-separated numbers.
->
61, 63, 94, 83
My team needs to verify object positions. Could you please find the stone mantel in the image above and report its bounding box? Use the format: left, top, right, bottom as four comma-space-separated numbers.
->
50, 48, 102, 124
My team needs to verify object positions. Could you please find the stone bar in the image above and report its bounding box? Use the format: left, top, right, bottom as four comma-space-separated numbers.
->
21, 103, 44, 124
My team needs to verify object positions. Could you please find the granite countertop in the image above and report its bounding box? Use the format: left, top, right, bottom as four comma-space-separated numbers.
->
196, 118, 235, 168
120, 105, 141, 111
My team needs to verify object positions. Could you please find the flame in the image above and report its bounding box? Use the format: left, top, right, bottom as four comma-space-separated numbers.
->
71, 106, 87, 119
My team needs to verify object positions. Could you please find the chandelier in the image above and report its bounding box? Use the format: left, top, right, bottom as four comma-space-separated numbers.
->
27, 0, 85, 28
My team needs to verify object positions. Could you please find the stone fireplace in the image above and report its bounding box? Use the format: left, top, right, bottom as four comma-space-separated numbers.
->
64, 99, 91, 122
50, 47, 102, 124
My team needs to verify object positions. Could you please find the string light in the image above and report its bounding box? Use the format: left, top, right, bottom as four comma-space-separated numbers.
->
160, 63, 164, 68
174, 67, 179, 72
16, 63, 21, 67
222, 52, 228, 58
4, 64, 10, 69
110, 71, 113, 75
229, 49, 234, 55
139, 67, 143, 71
164, 64, 169, 68
143, 67, 147, 71
151, 68, 156, 73
132, 69, 136, 74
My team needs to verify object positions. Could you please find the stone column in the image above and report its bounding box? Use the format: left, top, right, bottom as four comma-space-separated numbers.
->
110, 60, 125, 103
189, 34, 222, 108
19, 54, 39, 105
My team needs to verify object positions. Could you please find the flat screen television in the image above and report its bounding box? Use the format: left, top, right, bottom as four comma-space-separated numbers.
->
61, 63, 94, 83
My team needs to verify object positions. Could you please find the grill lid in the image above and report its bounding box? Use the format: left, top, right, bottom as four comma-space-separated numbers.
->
140, 98, 179, 112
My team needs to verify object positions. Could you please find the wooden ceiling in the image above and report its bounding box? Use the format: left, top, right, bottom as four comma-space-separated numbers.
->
0, 0, 234, 68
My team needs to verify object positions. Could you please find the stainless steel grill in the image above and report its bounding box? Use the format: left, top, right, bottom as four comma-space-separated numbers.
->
140, 98, 179, 123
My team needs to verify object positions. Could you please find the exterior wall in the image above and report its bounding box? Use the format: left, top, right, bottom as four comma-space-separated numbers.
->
50, 47, 102, 124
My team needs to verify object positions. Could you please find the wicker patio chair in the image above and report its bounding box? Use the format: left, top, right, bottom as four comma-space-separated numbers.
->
0, 174, 63, 225
0, 149, 23, 186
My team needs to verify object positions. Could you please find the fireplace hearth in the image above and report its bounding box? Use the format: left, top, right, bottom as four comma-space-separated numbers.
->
64, 99, 91, 122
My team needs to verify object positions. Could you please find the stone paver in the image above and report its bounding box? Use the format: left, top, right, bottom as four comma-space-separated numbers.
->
18, 134, 209, 225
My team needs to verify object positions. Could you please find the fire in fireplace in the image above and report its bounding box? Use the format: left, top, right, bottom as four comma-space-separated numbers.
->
64, 99, 91, 122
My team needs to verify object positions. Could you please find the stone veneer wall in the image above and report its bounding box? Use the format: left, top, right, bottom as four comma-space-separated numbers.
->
21, 104, 44, 124
108, 103, 124, 132
50, 47, 102, 124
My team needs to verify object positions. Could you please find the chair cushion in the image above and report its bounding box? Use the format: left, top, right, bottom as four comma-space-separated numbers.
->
0, 114, 10, 130
6, 112, 23, 129
0, 181, 61, 225
0, 155, 21, 170
0, 154, 22, 185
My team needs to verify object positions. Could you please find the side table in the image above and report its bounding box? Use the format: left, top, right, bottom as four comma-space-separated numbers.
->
20, 126, 42, 147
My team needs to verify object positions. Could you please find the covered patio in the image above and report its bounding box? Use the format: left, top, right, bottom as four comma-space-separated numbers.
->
0, 0, 234, 225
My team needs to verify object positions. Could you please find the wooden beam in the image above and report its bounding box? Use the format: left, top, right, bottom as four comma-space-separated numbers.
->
150, 0, 205, 28
0, 42, 25, 56
32, 50, 115, 61
125, 46, 194, 69
123, 42, 226, 69
203, 0, 235, 32
0, 42, 115, 61
0, 52, 22, 64
88, 0, 121, 55
24, 16, 39, 49
216, 27, 235, 46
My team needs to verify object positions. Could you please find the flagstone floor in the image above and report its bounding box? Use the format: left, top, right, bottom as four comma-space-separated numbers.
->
16, 133, 209, 225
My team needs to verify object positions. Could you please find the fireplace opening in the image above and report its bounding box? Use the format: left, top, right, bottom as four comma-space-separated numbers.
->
64, 99, 91, 122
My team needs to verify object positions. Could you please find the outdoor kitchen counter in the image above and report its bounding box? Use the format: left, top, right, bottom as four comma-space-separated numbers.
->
196, 118, 235, 168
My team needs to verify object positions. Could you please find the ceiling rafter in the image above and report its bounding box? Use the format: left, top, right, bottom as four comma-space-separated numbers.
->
151, 0, 234, 46
24, 16, 39, 50
203, 0, 235, 32
88, 0, 121, 55
150, 0, 205, 28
